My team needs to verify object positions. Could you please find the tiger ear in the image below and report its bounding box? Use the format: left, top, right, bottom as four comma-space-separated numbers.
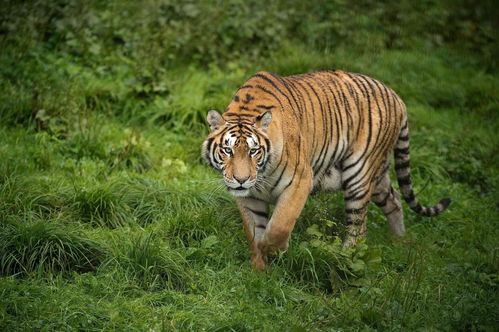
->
207, 110, 225, 131
256, 111, 272, 132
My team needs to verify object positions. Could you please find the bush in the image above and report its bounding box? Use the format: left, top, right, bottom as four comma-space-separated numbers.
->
1, 0, 495, 70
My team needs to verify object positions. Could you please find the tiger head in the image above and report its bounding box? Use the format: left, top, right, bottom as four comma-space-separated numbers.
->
202, 110, 272, 197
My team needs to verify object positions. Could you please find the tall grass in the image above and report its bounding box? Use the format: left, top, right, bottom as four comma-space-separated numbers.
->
111, 233, 192, 291
0, 220, 106, 276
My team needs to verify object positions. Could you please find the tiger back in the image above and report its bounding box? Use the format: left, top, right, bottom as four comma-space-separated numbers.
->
202, 70, 450, 270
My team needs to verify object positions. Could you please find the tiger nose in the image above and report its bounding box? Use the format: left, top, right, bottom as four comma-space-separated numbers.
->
234, 176, 249, 184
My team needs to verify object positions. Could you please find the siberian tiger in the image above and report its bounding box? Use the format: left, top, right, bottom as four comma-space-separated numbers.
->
202, 70, 450, 271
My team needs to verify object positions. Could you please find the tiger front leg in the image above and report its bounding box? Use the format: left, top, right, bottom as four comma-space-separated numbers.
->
258, 171, 313, 261
236, 197, 269, 271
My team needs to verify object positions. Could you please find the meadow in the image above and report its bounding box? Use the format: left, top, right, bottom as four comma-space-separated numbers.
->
0, 1, 498, 330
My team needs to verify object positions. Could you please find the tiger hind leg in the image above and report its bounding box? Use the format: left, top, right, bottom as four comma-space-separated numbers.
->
342, 183, 372, 248
372, 173, 405, 237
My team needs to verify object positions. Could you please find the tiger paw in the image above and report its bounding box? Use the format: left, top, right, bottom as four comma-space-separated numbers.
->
342, 235, 358, 249
251, 254, 266, 271
258, 239, 288, 256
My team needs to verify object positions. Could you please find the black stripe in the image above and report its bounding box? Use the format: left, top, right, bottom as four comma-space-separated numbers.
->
358, 75, 391, 167
267, 152, 285, 178
255, 104, 275, 110
385, 207, 400, 215
314, 76, 338, 175
204, 137, 214, 163
380, 83, 393, 118
342, 160, 371, 188
331, 80, 358, 160
370, 77, 390, 112
259, 137, 272, 172
404, 191, 416, 202
224, 112, 255, 118
253, 73, 295, 111
375, 192, 390, 207
398, 135, 409, 141
254, 84, 285, 110
377, 163, 390, 181
264, 137, 271, 150
397, 175, 412, 186
281, 162, 305, 193
368, 77, 395, 164
271, 74, 303, 115
243, 93, 254, 104
280, 135, 302, 193
293, 79, 317, 156
345, 207, 366, 215
247, 208, 268, 219
205, 137, 214, 150
343, 81, 359, 140
395, 160, 410, 170
287, 79, 307, 116
271, 161, 288, 190
324, 82, 342, 163
303, 78, 329, 174
345, 75, 373, 168
344, 188, 371, 202
394, 147, 409, 155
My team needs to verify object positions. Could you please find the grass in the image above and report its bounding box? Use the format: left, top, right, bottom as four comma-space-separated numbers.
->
0, 34, 498, 332
0, 220, 105, 276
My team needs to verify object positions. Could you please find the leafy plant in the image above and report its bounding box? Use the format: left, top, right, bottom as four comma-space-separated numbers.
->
281, 220, 382, 292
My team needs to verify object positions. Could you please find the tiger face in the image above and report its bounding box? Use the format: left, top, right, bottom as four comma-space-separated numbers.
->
202, 110, 272, 197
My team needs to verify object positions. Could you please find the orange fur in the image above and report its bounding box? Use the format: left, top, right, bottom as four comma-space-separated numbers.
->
202, 70, 450, 270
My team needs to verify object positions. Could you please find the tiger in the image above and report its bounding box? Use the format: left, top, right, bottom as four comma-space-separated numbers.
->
202, 70, 451, 271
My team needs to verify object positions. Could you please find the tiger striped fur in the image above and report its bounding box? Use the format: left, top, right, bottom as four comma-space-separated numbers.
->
202, 70, 451, 270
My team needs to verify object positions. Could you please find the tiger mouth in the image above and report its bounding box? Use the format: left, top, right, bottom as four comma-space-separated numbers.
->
229, 186, 247, 191
227, 186, 252, 197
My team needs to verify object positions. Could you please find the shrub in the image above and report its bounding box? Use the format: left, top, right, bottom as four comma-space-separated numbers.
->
1, 0, 494, 70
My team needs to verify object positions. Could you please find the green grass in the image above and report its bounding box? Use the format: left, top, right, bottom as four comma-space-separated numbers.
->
0, 220, 106, 276
1, 21, 498, 332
